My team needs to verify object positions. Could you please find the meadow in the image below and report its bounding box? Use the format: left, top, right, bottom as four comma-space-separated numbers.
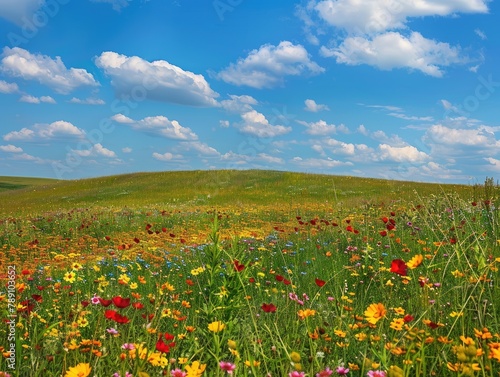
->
0, 170, 499, 377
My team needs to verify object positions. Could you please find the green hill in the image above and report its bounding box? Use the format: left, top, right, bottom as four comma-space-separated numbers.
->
0, 170, 477, 216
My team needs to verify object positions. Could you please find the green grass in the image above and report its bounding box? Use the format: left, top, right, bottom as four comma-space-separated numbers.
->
0, 170, 478, 216
0, 176, 59, 193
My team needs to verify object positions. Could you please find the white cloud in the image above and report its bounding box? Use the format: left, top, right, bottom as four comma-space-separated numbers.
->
0, 80, 19, 94
0, 0, 43, 25
95, 51, 219, 107
4, 120, 85, 141
0, 144, 23, 153
474, 28, 487, 40
220, 94, 258, 113
239, 110, 291, 138
378, 144, 429, 162
484, 157, 500, 171
425, 124, 500, 147
219, 120, 230, 128
218, 41, 324, 89
10, 152, 46, 164
152, 152, 183, 161
72, 143, 117, 158
122, 147, 132, 153
1, 47, 99, 94
111, 114, 198, 140
304, 99, 329, 112
179, 141, 220, 156
314, 0, 488, 35
291, 156, 352, 169
19, 95, 56, 104
69, 97, 105, 105
322, 32, 464, 77
298, 119, 348, 135
257, 153, 284, 164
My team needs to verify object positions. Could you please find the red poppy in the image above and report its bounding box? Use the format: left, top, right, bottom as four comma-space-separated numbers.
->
261, 303, 277, 313
386, 223, 396, 231
390, 259, 407, 276
31, 294, 43, 303
403, 314, 414, 323
146, 224, 152, 230
275, 275, 284, 282
112, 296, 131, 309
99, 298, 113, 307
233, 259, 245, 272
185, 279, 194, 286
21, 269, 31, 275
132, 302, 144, 309
156, 333, 175, 353
249, 277, 255, 283
381, 217, 389, 223
315, 278, 326, 287
81, 300, 89, 307
379, 230, 387, 237
105, 310, 130, 324
283, 279, 291, 285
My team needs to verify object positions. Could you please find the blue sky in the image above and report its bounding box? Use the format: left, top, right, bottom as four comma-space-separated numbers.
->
0, 0, 499, 183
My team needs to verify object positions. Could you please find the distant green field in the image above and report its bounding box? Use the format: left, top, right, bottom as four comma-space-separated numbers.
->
0, 170, 483, 216
0, 176, 59, 193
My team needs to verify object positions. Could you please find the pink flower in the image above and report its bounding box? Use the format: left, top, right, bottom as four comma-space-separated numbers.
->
171, 369, 187, 377
367, 371, 386, 377
316, 367, 334, 376
336, 366, 349, 375
289, 372, 306, 377
219, 361, 236, 374
121, 343, 135, 350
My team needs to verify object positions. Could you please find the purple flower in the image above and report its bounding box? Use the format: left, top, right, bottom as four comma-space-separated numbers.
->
336, 366, 350, 375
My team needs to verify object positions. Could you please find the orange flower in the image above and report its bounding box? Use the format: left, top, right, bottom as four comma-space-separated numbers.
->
364, 303, 386, 324
407, 254, 423, 269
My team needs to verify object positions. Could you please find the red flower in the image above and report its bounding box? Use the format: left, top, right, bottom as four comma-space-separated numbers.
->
31, 294, 43, 303
132, 302, 144, 309
390, 259, 407, 276
261, 303, 277, 313
99, 298, 113, 307
185, 279, 194, 286
381, 217, 389, 223
315, 278, 326, 287
403, 314, 414, 323
283, 279, 291, 285
379, 230, 387, 237
275, 275, 284, 282
81, 300, 89, 307
426, 321, 439, 329
105, 309, 130, 324
156, 333, 175, 353
249, 277, 255, 283
233, 259, 245, 272
112, 296, 131, 309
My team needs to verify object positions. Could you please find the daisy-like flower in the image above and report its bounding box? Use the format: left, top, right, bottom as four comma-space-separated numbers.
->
219, 361, 236, 374
91, 294, 101, 305
367, 371, 386, 377
185, 360, 206, 377
407, 254, 423, 269
171, 369, 187, 377
64, 363, 91, 377
63, 271, 76, 283
208, 321, 225, 332
364, 303, 386, 325
107, 328, 119, 335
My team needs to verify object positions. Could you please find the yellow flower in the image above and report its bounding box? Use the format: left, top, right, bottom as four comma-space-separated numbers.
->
364, 303, 386, 324
129, 282, 138, 290
244, 360, 261, 367
297, 308, 316, 320
393, 307, 405, 315
227, 339, 237, 350
389, 318, 405, 331
185, 360, 206, 376
208, 321, 225, 332
64, 363, 91, 377
407, 254, 423, 269
148, 352, 168, 367
64, 271, 76, 283
290, 351, 301, 363
71, 262, 83, 271
190, 267, 205, 276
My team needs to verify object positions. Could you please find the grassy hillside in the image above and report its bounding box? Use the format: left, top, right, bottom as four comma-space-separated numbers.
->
0, 170, 480, 216
0, 176, 59, 193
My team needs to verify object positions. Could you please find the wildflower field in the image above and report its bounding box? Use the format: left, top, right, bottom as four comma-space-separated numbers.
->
1, 171, 499, 377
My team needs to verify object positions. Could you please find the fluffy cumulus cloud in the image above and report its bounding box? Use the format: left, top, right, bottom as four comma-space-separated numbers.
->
95, 51, 219, 107
152, 152, 183, 162
0, 0, 44, 25
69, 97, 105, 105
19, 95, 56, 104
298, 120, 348, 135
217, 41, 324, 89
0, 80, 19, 94
3, 120, 85, 141
71, 143, 116, 158
321, 32, 464, 77
484, 157, 500, 171
291, 156, 352, 169
239, 110, 291, 138
424, 124, 500, 148
1, 47, 99, 94
111, 114, 198, 140
220, 95, 258, 113
304, 99, 329, 112
378, 144, 429, 162
313, 0, 488, 35
0, 144, 23, 153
